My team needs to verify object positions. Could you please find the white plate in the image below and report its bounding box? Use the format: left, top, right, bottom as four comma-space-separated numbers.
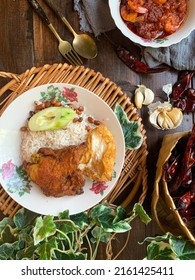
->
109, 0, 195, 48
0, 83, 125, 216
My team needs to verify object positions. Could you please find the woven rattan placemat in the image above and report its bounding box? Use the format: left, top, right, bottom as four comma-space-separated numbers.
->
0, 63, 148, 217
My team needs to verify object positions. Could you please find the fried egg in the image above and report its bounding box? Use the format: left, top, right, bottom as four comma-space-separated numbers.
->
79, 123, 116, 181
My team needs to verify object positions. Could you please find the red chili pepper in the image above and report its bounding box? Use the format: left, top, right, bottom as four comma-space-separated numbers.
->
116, 46, 170, 74
170, 71, 195, 102
179, 204, 195, 223
190, 177, 195, 203
163, 155, 180, 182
175, 98, 195, 112
169, 125, 195, 195
182, 168, 192, 186
186, 88, 195, 100
177, 191, 192, 210
173, 88, 195, 112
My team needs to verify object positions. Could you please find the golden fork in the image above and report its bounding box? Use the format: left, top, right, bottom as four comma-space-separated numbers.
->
28, 0, 83, 66
43, 0, 97, 59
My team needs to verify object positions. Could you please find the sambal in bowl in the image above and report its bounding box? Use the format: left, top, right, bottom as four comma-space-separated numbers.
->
109, 0, 195, 47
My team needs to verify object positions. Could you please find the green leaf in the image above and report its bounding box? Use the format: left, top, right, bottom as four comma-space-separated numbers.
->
58, 210, 70, 220
57, 221, 78, 236
16, 243, 37, 260
0, 225, 17, 245
71, 212, 89, 229
56, 210, 78, 235
146, 241, 175, 260
91, 226, 111, 243
140, 232, 172, 245
90, 202, 112, 219
54, 251, 86, 260
91, 203, 131, 233
170, 236, 195, 260
37, 237, 58, 260
141, 233, 195, 260
133, 203, 151, 225
0, 240, 24, 260
33, 216, 56, 245
113, 206, 127, 223
0, 217, 14, 233
114, 103, 143, 149
14, 208, 38, 230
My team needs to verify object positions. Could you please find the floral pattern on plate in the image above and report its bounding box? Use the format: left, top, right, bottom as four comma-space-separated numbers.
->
0, 160, 32, 196
39, 85, 78, 104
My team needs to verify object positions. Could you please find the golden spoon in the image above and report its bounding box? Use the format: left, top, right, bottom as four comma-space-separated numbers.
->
44, 0, 97, 59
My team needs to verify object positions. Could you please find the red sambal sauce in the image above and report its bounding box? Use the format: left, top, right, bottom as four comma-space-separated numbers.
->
120, 0, 188, 40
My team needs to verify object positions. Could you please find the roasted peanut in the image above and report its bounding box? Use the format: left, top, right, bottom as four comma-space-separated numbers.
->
51, 97, 57, 105
94, 120, 101, 126
35, 103, 45, 111
88, 116, 94, 123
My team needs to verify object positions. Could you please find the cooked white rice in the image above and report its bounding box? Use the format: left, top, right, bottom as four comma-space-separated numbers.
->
20, 120, 91, 162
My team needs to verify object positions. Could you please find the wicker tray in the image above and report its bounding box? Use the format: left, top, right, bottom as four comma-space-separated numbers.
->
0, 63, 148, 217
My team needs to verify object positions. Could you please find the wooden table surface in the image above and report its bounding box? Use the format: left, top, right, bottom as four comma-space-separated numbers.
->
0, 0, 194, 260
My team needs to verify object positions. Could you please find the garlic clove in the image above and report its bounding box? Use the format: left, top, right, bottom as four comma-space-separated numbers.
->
149, 110, 161, 129
142, 88, 155, 105
167, 108, 183, 128
157, 113, 165, 128
134, 90, 144, 109
163, 114, 175, 129
136, 84, 146, 93
162, 118, 170, 129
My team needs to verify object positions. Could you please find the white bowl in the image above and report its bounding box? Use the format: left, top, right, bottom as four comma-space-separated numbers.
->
109, 0, 195, 48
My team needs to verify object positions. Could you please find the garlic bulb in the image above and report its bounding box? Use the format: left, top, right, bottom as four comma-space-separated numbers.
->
134, 85, 154, 109
148, 101, 183, 130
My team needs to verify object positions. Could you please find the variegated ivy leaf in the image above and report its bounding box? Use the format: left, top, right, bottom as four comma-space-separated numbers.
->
91, 226, 111, 244
141, 233, 195, 260
146, 241, 175, 260
0, 217, 14, 233
0, 240, 24, 260
0, 224, 17, 245
16, 243, 37, 260
133, 203, 151, 225
37, 236, 58, 260
170, 236, 195, 260
13, 208, 38, 230
58, 210, 70, 220
113, 206, 127, 223
54, 251, 86, 260
33, 216, 56, 245
57, 221, 78, 237
90, 203, 131, 233
71, 212, 89, 229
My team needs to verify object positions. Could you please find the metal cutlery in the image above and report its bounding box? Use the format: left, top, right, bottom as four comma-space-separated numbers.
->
43, 0, 97, 59
28, 0, 83, 66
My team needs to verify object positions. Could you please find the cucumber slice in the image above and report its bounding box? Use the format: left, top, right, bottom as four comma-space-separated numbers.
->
28, 107, 76, 131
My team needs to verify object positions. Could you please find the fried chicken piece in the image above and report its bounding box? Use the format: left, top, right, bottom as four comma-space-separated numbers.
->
23, 143, 86, 197
79, 123, 116, 181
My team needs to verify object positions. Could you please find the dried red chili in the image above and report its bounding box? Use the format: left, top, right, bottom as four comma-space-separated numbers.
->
177, 191, 192, 210
116, 46, 170, 73
179, 204, 195, 223
169, 125, 195, 195
170, 71, 195, 112
170, 71, 195, 102
163, 154, 181, 182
